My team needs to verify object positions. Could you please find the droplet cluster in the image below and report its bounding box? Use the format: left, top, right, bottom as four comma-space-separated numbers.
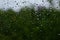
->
1, 0, 59, 11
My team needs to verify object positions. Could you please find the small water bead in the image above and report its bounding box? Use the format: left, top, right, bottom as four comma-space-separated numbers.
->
36, 15, 39, 17
50, 9, 53, 12
4, 3, 6, 5
36, 27, 40, 29
16, 3, 18, 5
46, 13, 50, 16
56, 7, 59, 9
3, 8, 5, 10
34, 3, 38, 5
15, 6, 17, 7
35, 11, 38, 14
22, 1, 26, 3
14, 29, 17, 32
49, 7, 53, 10
37, 18, 39, 20
5, 30, 9, 32
53, 10, 56, 12
42, 0, 44, 2
40, 30, 42, 32
50, 21, 53, 23
31, 22, 35, 24
0, 28, 3, 31
39, 14, 42, 16
40, 24, 43, 27
36, 4, 38, 5
32, 28, 35, 29
15, 1, 17, 2
58, 34, 60, 35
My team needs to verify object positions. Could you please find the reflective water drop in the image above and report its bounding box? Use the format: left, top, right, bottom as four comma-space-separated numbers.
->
36, 27, 39, 29
14, 29, 17, 32
16, 3, 18, 5
58, 34, 60, 35
40, 30, 42, 32
37, 18, 39, 20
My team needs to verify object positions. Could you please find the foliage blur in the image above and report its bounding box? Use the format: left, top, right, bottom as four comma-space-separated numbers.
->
0, 6, 60, 40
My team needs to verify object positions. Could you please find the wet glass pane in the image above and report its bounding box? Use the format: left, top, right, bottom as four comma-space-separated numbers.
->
0, 0, 60, 40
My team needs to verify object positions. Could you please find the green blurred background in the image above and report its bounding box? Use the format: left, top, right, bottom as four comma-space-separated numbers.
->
0, 7, 60, 40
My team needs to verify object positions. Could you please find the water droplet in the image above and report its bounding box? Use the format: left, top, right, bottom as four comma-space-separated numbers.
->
40, 24, 43, 26
6, 30, 9, 32
16, 3, 18, 5
31, 32, 33, 34
40, 30, 42, 32
42, 0, 44, 2
22, 1, 26, 3
37, 18, 39, 20
47, 13, 49, 16
37, 15, 39, 17
0, 28, 3, 31
15, 1, 16, 2
14, 29, 16, 32
35, 11, 37, 14
58, 34, 60, 35
39, 14, 41, 16
50, 21, 53, 23
36, 27, 39, 29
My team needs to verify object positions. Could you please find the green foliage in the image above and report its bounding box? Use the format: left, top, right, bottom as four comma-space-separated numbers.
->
0, 7, 60, 40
